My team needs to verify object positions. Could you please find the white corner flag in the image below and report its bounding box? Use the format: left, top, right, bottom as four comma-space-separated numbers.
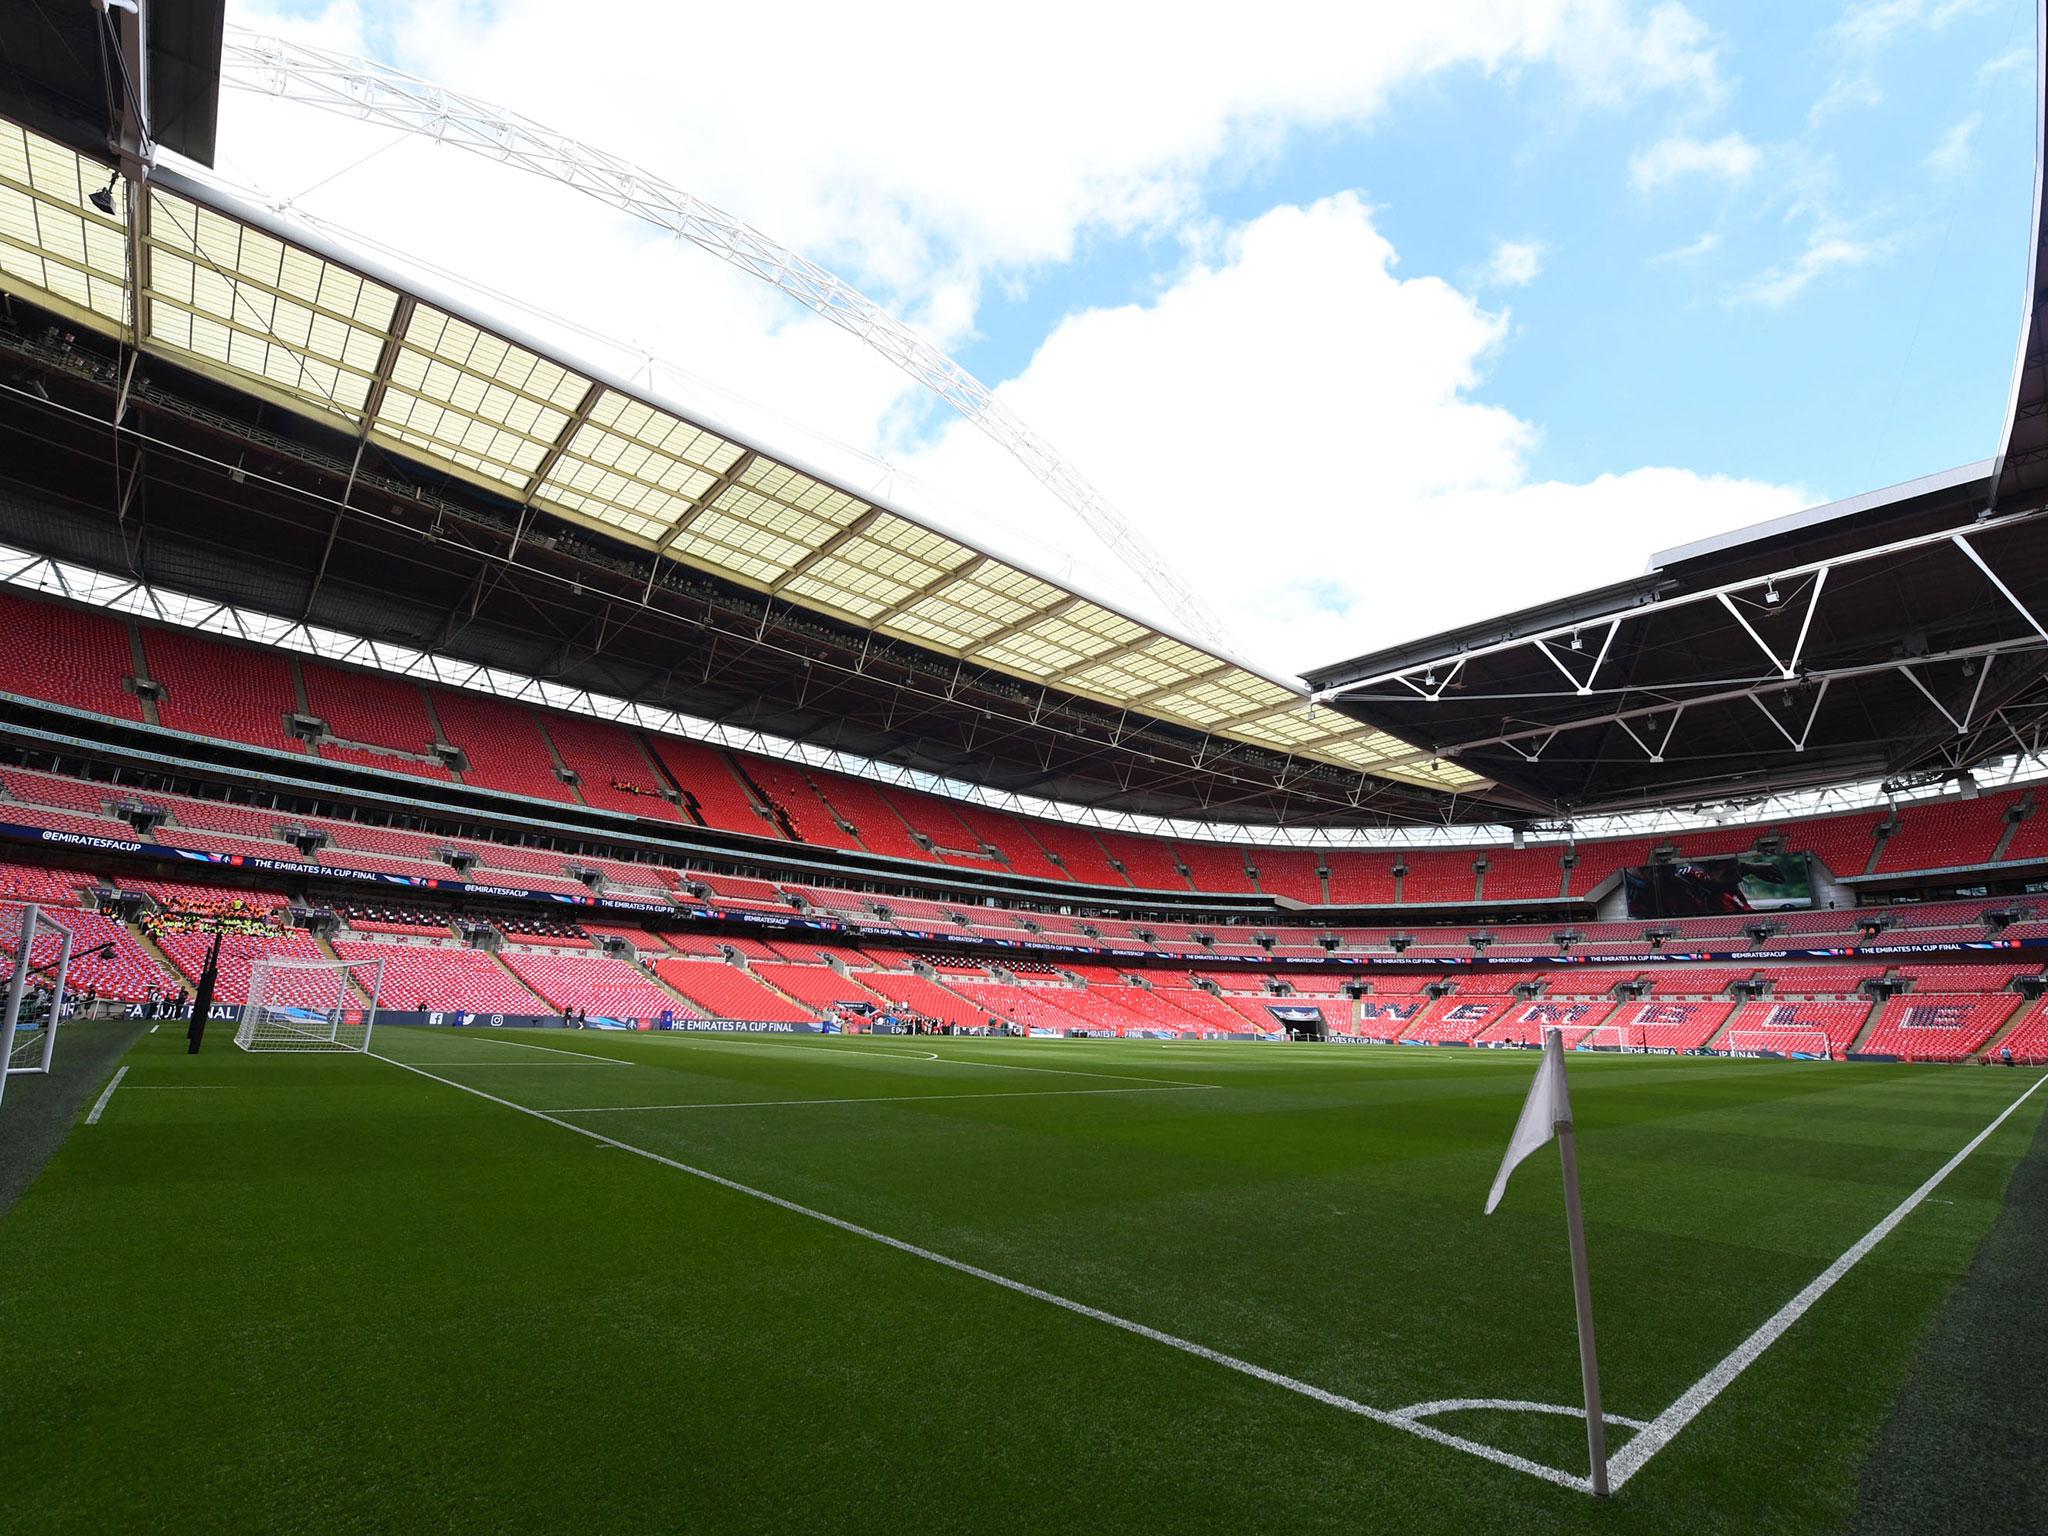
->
1484, 1027, 1610, 1496
1484, 1027, 1571, 1215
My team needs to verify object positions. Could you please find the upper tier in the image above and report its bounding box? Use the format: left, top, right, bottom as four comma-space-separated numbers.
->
0, 587, 2041, 903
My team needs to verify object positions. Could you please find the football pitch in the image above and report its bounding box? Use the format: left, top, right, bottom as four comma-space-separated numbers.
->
3, 1027, 2043, 1533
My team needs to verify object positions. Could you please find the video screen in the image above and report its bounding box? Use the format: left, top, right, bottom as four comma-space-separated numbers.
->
1621, 853, 1812, 919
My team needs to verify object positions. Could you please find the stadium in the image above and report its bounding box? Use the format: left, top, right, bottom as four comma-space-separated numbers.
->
2, 3, 2046, 1530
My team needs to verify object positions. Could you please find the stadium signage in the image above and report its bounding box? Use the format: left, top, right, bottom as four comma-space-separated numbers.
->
659, 1018, 823, 1034
0, 821, 690, 918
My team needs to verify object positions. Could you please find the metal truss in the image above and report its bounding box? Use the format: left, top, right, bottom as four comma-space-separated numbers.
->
214, 27, 1233, 652
1319, 506, 2048, 774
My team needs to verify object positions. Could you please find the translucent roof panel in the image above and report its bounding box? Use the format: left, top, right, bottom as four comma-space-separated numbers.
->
145, 188, 396, 422
0, 140, 1474, 792
0, 124, 130, 334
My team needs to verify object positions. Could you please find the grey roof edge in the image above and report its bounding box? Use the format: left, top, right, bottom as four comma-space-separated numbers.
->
1647, 459, 1994, 570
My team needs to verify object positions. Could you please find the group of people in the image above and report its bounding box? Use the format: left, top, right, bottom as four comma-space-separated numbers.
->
137, 986, 193, 1019
142, 894, 279, 940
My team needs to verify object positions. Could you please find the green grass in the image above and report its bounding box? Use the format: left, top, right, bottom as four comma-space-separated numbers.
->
1, 1028, 2040, 1533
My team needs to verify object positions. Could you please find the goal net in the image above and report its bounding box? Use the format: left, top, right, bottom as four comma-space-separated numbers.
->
1577, 1025, 1641, 1053
235, 956, 381, 1053
1724, 1028, 1831, 1060
2, 904, 74, 1104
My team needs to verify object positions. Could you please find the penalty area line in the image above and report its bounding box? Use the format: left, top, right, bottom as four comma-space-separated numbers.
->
84, 1065, 127, 1124
1608, 1069, 2048, 1491
370, 1049, 1591, 1494
411, 1032, 633, 1066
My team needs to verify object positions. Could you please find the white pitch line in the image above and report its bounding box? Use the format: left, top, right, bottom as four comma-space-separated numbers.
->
1607, 1069, 2048, 1491
551, 1084, 1220, 1114
415, 1033, 632, 1066
371, 1049, 1590, 1494
83, 1065, 127, 1124
1396, 1398, 1650, 1432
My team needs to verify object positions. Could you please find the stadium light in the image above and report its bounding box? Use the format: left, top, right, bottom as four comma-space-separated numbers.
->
88, 174, 118, 216
1764, 581, 1780, 606
1569, 628, 1584, 651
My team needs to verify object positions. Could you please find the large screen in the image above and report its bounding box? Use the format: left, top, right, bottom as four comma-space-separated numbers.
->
1620, 853, 1812, 919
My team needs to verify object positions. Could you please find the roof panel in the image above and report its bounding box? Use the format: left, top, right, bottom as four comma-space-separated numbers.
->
0, 124, 131, 332
0, 140, 1465, 791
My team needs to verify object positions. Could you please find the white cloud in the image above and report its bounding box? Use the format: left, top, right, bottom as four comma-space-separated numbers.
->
1481, 238, 1549, 288
1979, 42, 2033, 79
1653, 229, 1723, 263
1629, 132, 1762, 192
231, 0, 1726, 320
897, 195, 1806, 670
1835, 0, 1990, 51
1925, 111, 1984, 175
1808, 75, 1883, 127
1730, 228, 1896, 308
208, 2, 1787, 675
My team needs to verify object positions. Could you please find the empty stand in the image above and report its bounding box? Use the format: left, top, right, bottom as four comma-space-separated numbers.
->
333, 941, 541, 1014
1875, 792, 2021, 874
653, 959, 811, 1022
648, 736, 778, 838
430, 689, 579, 805
501, 950, 680, 1019
1322, 850, 1399, 905
146, 626, 300, 754
537, 713, 686, 824
1174, 841, 1253, 894
0, 589, 143, 722
1400, 850, 1478, 905
302, 660, 440, 757
1860, 993, 2019, 1060
1251, 848, 1324, 904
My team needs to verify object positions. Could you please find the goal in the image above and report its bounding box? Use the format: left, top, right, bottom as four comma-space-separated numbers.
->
1577, 1025, 1642, 1053
234, 956, 382, 1053
1, 904, 75, 1107
1724, 1028, 1831, 1060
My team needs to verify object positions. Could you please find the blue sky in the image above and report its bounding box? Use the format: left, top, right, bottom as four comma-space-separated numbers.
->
225, 0, 2041, 671
956, 0, 2036, 497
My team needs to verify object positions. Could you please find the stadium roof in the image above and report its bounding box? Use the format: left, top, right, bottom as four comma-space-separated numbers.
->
1306, 462, 2048, 815
0, 115, 1478, 798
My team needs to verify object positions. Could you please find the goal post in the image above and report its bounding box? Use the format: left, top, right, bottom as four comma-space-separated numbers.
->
1723, 1028, 1831, 1060
234, 956, 382, 1053
1, 903, 74, 1106
1577, 1025, 1641, 1053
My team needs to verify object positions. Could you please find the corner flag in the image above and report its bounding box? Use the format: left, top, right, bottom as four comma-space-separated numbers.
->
1484, 1030, 1570, 1214
1484, 1027, 1610, 1496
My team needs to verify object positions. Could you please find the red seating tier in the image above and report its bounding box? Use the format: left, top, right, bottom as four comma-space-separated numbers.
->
1875, 791, 2022, 874
0, 589, 143, 721
500, 951, 680, 1019
534, 713, 684, 824
332, 941, 542, 1014
653, 959, 811, 1022
301, 661, 439, 756
430, 689, 578, 805
649, 736, 778, 838
1859, 993, 2019, 1060
1401, 850, 1478, 904
146, 626, 301, 755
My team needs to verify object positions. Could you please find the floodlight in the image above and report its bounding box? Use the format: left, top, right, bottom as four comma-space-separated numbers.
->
1569, 629, 1583, 651
1763, 581, 1780, 606
88, 174, 118, 217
